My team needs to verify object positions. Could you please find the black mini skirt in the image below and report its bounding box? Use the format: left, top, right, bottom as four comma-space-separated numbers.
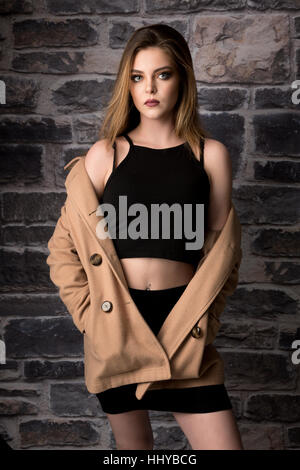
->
95, 284, 232, 415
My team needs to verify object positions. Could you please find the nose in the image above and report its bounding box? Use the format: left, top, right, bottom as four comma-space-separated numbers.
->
145, 77, 157, 94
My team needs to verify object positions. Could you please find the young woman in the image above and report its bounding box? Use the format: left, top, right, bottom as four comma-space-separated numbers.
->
81, 24, 244, 450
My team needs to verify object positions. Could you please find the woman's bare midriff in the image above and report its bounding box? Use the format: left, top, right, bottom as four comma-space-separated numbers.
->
119, 257, 196, 290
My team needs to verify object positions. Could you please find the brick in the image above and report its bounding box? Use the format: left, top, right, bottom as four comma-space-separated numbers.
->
192, 15, 289, 83
245, 393, 300, 421
296, 49, 300, 79
13, 19, 98, 48
109, 20, 188, 48
24, 360, 84, 379
19, 419, 99, 447
12, 51, 85, 74
2, 192, 66, 223
264, 261, 300, 284
251, 228, 299, 257
233, 186, 299, 224
226, 286, 297, 317
47, 0, 139, 15
239, 257, 300, 285
0, 145, 42, 184
198, 87, 248, 111
74, 116, 102, 143
224, 351, 297, 389
254, 87, 298, 109
0, 399, 38, 416
295, 17, 300, 38
0, 0, 33, 14
0, 360, 20, 381
55, 147, 89, 185
0, 118, 72, 143
0, 294, 66, 318
145, 0, 243, 13
52, 78, 115, 112
0, 424, 13, 446
0, 76, 39, 111
1, 225, 54, 246
278, 326, 300, 350
238, 423, 283, 450
150, 424, 191, 451
5, 318, 84, 358
200, 112, 244, 178
254, 113, 300, 155
50, 383, 100, 416
0, 249, 55, 291
248, 0, 300, 10
0, 388, 39, 397
214, 320, 277, 349
253, 161, 300, 183
287, 426, 300, 447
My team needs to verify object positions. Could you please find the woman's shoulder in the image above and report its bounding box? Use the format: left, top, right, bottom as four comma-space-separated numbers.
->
203, 138, 231, 166
203, 137, 228, 154
85, 136, 126, 163
84, 139, 114, 198
85, 138, 113, 163
202, 138, 232, 184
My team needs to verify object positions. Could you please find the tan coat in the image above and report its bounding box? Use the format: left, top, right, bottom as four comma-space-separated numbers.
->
46, 155, 242, 400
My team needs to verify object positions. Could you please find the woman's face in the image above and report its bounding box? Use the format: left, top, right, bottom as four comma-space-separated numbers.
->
129, 47, 181, 121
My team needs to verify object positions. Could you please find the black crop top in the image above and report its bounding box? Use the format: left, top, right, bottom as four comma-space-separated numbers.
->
99, 133, 210, 266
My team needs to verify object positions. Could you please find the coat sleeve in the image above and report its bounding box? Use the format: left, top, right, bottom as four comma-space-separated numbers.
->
203, 229, 221, 257
205, 248, 242, 346
46, 200, 90, 334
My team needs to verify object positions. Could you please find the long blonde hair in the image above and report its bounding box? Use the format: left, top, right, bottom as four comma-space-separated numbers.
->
98, 23, 211, 162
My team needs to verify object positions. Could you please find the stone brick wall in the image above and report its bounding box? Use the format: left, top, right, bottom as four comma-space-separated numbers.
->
0, 0, 299, 450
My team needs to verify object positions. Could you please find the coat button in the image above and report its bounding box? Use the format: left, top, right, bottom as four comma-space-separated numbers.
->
101, 301, 113, 313
191, 326, 202, 338
90, 253, 102, 266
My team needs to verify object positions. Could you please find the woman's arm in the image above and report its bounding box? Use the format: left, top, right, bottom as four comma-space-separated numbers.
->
46, 199, 90, 334
202, 139, 240, 345
201, 139, 233, 256
205, 138, 232, 232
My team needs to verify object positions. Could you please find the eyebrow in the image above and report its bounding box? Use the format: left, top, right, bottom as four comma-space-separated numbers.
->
131, 66, 172, 73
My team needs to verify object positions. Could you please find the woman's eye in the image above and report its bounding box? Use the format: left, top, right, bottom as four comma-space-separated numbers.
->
130, 71, 171, 82
131, 74, 142, 82
159, 71, 171, 79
